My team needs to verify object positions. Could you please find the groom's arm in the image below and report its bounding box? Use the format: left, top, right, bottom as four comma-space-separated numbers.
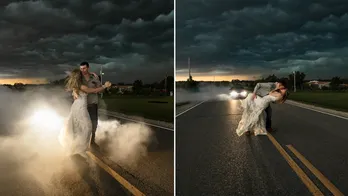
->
95, 78, 103, 94
91, 74, 103, 94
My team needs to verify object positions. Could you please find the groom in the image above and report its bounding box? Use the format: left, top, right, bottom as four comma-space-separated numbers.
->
80, 61, 104, 146
251, 79, 287, 132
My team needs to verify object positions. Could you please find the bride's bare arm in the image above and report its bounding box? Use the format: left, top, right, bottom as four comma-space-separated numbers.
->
72, 90, 78, 99
80, 85, 106, 94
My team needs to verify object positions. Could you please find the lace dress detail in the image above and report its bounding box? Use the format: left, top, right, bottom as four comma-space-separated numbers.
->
58, 92, 92, 156
236, 93, 279, 136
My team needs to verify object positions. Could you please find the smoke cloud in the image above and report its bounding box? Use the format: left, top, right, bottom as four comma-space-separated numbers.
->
96, 120, 154, 166
176, 84, 233, 103
0, 85, 154, 195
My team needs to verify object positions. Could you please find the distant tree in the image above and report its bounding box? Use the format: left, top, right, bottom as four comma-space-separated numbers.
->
330, 76, 342, 90
165, 75, 174, 94
231, 79, 240, 84
288, 71, 306, 90
13, 83, 25, 91
132, 80, 143, 94
186, 75, 199, 91
264, 74, 278, 82
158, 76, 174, 94
321, 86, 329, 90
50, 77, 68, 86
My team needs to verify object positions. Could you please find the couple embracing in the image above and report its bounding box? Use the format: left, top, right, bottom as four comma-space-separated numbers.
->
236, 80, 289, 136
58, 62, 112, 158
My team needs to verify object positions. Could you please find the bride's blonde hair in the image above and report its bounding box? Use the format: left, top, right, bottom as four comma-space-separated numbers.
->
65, 68, 83, 95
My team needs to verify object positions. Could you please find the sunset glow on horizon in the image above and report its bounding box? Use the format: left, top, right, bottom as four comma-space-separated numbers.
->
175, 74, 258, 81
0, 78, 49, 85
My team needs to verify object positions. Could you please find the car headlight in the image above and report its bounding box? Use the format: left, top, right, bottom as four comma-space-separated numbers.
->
230, 90, 238, 97
240, 91, 247, 97
30, 108, 63, 128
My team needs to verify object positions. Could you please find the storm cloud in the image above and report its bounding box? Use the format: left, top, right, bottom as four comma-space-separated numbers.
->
176, 0, 348, 80
0, 0, 173, 83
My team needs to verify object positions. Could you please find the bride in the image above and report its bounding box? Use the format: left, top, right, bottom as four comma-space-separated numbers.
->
58, 68, 111, 157
236, 87, 288, 136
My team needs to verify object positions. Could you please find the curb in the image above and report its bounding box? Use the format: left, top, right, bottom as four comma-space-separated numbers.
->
286, 100, 348, 120
176, 101, 191, 107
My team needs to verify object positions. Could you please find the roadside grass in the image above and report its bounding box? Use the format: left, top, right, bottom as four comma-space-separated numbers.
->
101, 94, 174, 123
288, 91, 348, 112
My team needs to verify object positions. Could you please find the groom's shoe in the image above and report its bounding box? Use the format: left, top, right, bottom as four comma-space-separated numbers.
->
90, 141, 100, 150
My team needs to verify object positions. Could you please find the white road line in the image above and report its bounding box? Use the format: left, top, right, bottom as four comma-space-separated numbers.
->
99, 111, 174, 131
176, 101, 206, 117
286, 102, 348, 121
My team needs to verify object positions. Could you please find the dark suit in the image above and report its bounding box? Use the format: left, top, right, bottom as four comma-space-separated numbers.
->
253, 82, 276, 129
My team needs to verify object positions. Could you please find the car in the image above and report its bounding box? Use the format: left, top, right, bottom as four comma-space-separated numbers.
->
229, 84, 248, 99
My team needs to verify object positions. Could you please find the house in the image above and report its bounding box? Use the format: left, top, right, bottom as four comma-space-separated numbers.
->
113, 85, 133, 93
339, 83, 348, 88
307, 80, 330, 89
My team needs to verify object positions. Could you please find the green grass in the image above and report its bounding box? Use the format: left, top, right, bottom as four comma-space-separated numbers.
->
289, 91, 348, 112
101, 94, 174, 123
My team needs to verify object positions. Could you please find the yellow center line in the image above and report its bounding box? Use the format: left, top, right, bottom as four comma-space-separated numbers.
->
86, 151, 146, 196
286, 145, 344, 196
266, 133, 324, 196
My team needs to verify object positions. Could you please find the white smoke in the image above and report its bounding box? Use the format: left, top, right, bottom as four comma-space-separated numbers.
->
96, 120, 154, 166
176, 84, 233, 103
0, 85, 154, 194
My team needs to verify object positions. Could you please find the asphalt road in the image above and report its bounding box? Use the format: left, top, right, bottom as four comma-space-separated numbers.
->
0, 149, 130, 196
0, 114, 173, 196
96, 113, 174, 196
176, 98, 348, 195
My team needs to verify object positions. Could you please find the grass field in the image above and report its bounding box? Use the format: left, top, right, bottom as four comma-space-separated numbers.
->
101, 94, 174, 123
288, 91, 348, 112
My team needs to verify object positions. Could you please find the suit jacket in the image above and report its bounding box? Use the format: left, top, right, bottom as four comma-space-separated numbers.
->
253, 82, 276, 97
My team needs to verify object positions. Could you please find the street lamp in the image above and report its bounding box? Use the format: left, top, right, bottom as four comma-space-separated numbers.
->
164, 75, 167, 95
293, 71, 296, 92
100, 65, 105, 98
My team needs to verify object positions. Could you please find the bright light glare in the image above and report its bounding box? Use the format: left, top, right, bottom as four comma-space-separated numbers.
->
230, 90, 238, 97
30, 108, 63, 128
240, 91, 247, 97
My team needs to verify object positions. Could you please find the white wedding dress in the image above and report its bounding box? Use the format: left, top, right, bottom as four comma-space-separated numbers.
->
236, 93, 280, 136
58, 91, 92, 157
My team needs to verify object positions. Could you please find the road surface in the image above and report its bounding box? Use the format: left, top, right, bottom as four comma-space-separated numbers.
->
176, 99, 348, 195
0, 150, 130, 195
0, 114, 173, 196
97, 113, 174, 195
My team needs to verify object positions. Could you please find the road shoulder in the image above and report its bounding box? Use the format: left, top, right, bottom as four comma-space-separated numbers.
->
286, 100, 348, 119
98, 109, 174, 130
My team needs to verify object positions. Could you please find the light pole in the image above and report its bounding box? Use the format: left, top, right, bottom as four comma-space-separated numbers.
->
164, 74, 167, 95
293, 71, 296, 92
100, 65, 105, 98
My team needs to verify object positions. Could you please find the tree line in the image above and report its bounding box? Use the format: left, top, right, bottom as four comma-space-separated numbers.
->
2, 75, 174, 96
50, 75, 175, 96
177, 71, 348, 91
256, 72, 347, 91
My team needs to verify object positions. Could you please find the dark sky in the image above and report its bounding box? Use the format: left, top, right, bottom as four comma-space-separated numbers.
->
176, 0, 348, 81
0, 0, 173, 84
